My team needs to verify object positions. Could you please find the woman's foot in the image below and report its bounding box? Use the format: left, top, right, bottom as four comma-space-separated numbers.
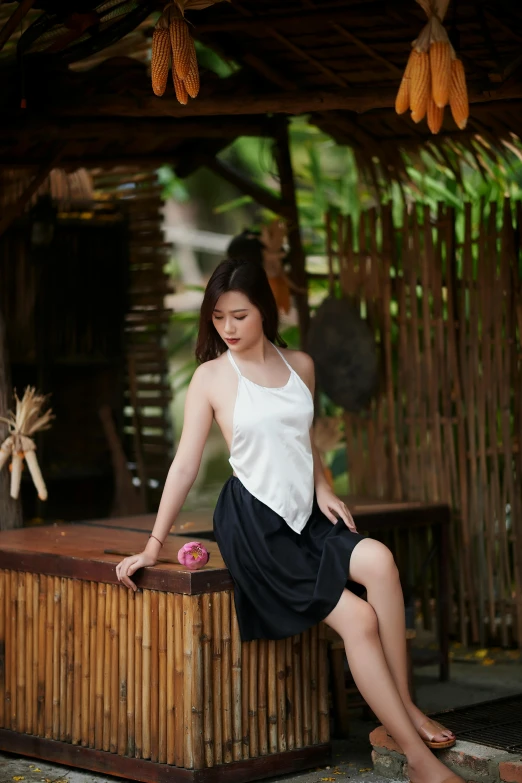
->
407, 754, 464, 783
403, 702, 456, 748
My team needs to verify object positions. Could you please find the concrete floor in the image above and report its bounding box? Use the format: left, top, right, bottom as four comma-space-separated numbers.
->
1, 661, 521, 783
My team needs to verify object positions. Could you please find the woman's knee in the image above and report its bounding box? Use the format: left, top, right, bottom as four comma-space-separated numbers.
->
350, 539, 399, 586
326, 591, 379, 640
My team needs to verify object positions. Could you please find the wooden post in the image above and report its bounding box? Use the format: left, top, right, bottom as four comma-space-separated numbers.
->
273, 119, 309, 343
0, 305, 23, 530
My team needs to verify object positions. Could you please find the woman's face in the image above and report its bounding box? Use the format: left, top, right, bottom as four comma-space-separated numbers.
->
212, 290, 263, 351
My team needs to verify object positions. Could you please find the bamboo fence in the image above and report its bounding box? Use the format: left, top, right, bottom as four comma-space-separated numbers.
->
0, 574, 329, 764
324, 199, 522, 648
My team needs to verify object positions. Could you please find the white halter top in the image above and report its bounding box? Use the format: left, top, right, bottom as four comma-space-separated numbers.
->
227, 345, 315, 534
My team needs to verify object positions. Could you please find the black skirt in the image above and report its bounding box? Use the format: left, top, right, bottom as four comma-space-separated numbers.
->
213, 476, 366, 642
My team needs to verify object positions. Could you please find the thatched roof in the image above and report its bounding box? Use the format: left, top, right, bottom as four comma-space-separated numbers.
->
0, 0, 521, 178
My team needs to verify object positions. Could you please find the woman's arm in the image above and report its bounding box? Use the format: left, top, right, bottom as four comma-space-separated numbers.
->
116, 363, 214, 589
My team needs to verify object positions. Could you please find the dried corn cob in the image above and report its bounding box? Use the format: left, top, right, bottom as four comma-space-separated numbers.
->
170, 17, 192, 81
427, 95, 444, 134
449, 58, 468, 130
184, 43, 200, 98
173, 70, 189, 105
409, 49, 430, 122
430, 40, 451, 108
151, 28, 170, 97
395, 50, 414, 115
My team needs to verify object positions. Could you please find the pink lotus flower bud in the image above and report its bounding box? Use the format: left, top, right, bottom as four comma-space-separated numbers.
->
177, 541, 210, 570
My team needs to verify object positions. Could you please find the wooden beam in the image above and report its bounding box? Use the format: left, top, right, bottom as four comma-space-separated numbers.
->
205, 156, 292, 219
273, 119, 310, 341
0, 0, 35, 53
48, 84, 522, 119
0, 146, 64, 238
191, 3, 384, 33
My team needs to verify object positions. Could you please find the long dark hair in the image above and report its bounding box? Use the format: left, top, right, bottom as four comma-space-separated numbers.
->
195, 258, 287, 364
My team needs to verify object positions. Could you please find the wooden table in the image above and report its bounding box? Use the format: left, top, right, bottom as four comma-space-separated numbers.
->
79, 496, 451, 682
0, 525, 331, 783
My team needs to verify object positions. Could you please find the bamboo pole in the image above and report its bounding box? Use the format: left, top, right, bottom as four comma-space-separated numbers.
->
276, 639, 286, 752
267, 639, 277, 754
183, 593, 194, 768
257, 639, 268, 756
127, 590, 135, 757
52, 576, 61, 739
0, 571, 5, 728
17, 572, 26, 734
9, 572, 16, 731
4, 572, 11, 730
118, 586, 128, 756
150, 589, 159, 762
109, 585, 120, 753
44, 577, 52, 738
103, 581, 112, 751
241, 640, 249, 759
81, 581, 90, 747
318, 623, 329, 743
134, 589, 143, 758
65, 578, 74, 742
301, 629, 311, 747
158, 591, 167, 764
202, 593, 213, 767
231, 599, 242, 762
167, 592, 176, 765
25, 572, 33, 734
212, 591, 222, 765
142, 589, 151, 759
72, 579, 82, 745
310, 625, 318, 745
285, 637, 294, 750
192, 595, 204, 769
95, 583, 106, 749
174, 593, 184, 766
292, 635, 303, 749
221, 590, 233, 764
249, 639, 259, 757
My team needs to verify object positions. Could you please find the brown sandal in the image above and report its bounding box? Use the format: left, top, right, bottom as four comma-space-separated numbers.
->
417, 718, 456, 749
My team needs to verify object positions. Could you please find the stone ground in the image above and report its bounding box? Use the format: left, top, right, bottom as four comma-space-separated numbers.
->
1, 659, 521, 783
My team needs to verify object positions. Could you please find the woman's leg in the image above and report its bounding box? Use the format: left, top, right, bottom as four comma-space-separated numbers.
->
348, 538, 454, 742
324, 590, 458, 783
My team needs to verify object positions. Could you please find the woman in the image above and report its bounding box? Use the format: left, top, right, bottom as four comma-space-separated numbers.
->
116, 259, 460, 783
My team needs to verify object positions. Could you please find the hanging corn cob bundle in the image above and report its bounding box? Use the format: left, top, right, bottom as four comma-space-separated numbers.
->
151, 0, 230, 104
0, 387, 54, 501
394, 0, 469, 133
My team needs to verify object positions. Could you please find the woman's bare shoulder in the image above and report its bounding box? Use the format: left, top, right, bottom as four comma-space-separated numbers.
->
280, 348, 314, 381
192, 353, 229, 381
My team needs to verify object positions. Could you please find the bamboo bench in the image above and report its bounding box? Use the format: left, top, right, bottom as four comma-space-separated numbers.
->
0, 524, 330, 783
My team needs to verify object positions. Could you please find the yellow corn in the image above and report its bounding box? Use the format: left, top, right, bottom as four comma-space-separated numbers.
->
184, 43, 200, 98
427, 95, 444, 134
449, 58, 469, 130
409, 50, 430, 122
173, 70, 189, 105
395, 49, 415, 114
151, 28, 170, 97
169, 18, 192, 81
430, 40, 451, 108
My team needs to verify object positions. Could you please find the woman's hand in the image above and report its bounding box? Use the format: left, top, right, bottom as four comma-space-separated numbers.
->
316, 486, 358, 532
116, 550, 157, 592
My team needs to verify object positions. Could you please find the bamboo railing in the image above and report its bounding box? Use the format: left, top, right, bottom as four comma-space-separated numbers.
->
325, 200, 522, 648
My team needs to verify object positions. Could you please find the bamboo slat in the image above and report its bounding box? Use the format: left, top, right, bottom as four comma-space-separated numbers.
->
142, 589, 151, 759
285, 637, 294, 750
248, 639, 258, 758
231, 599, 242, 762
103, 581, 112, 750
72, 579, 82, 745
257, 639, 268, 756
174, 593, 184, 767
275, 639, 286, 753
212, 592, 222, 766
150, 589, 159, 762
95, 583, 105, 749
192, 595, 204, 769
202, 593, 213, 768
25, 572, 33, 735
134, 589, 143, 759
88, 582, 97, 748
183, 593, 194, 768
0, 572, 5, 728
52, 576, 61, 739
221, 590, 232, 764
127, 590, 135, 757
17, 572, 25, 734
65, 578, 74, 742
241, 640, 249, 759
267, 639, 277, 754
81, 581, 90, 747
158, 591, 167, 764
119, 587, 128, 756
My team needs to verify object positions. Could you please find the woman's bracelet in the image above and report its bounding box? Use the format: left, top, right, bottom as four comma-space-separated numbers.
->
149, 534, 163, 547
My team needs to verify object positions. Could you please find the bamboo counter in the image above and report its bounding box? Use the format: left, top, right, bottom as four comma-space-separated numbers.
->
0, 525, 331, 782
